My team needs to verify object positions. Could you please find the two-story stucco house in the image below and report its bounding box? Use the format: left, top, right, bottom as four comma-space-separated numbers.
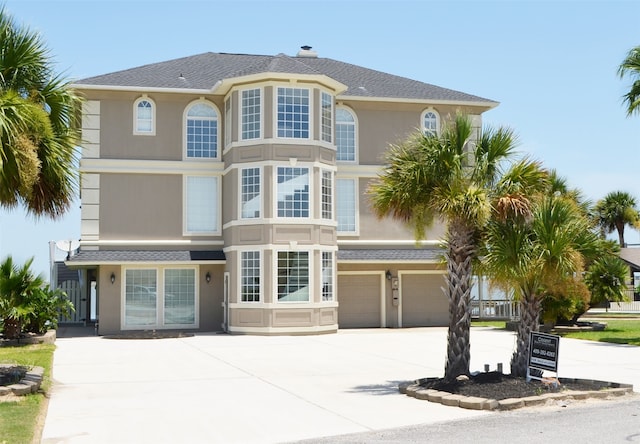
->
67, 47, 497, 336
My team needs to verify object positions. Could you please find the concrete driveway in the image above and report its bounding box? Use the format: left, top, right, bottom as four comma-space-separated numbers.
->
40, 327, 640, 444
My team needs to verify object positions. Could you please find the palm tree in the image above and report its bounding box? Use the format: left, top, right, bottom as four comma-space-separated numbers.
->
482, 193, 599, 377
0, 255, 45, 339
0, 7, 83, 218
593, 191, 640, 247
618, 45, 640, 116
368, 113, 547, 382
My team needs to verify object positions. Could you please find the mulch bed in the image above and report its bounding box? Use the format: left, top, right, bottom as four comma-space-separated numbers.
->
417, 371, 611, 400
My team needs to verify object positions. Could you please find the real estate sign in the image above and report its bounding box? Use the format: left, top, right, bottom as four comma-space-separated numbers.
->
528, 332, 560, 372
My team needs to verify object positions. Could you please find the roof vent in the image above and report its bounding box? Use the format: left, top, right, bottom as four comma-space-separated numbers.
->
297, 45, 318, 58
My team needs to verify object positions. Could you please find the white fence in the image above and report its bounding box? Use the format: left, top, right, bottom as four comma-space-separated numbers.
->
606, 301, 640, 312
471, 299, 520, 320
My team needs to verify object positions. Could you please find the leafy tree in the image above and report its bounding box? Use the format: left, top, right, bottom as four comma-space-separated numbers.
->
482, 193, 599, 377
22, 284, 74, 334
0, 7, 83, 217
618, 45, 640, 116
368, 113, 546, 382
0, 256, 43, 339
584, 254, 629, 307
593, 191, 640, 247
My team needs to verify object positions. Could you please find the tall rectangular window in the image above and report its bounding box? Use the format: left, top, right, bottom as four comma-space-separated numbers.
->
164, 269, 196, 325
321, 92, 332, 143
224, 98, 232, 147
277, 251, 309, 302
241, 88, 261, 140
321, 170, 332, 219
322, 251, 334, 302
241, 167, 261, 219
186, 102, 218, 158
336, 178, 356, 232
124, 269, 157, 327
277, 167, 309, 218
241, 251, 260, 302
277, 87, 309, 138
185, 176, 218, 233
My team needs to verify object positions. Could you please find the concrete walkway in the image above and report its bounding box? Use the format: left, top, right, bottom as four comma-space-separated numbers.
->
40, 327, 640, 444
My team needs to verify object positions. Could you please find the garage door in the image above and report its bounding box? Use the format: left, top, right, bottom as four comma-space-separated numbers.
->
338, 274, 381, 328
401, 274, 448, 327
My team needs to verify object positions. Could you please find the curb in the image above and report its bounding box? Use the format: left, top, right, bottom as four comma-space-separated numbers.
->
399, 378, 634, 411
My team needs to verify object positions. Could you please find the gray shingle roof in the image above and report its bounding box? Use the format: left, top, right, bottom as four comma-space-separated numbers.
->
337, 248, 444, 262
67, 250, 226, 264
74, 51, 496, 104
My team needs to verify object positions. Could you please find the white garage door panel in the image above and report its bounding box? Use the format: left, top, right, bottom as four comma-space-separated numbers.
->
402, 274, 448, 327
338, 275, 381, 328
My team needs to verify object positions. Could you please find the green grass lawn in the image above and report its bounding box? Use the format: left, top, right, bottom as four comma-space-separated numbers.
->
557, 319, 640, 346
0, 343, 55, 444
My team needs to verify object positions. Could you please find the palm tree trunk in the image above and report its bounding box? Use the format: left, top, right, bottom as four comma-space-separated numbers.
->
443, 220, 475, 382
511, 293, 541, 377
616, 221, 625, 247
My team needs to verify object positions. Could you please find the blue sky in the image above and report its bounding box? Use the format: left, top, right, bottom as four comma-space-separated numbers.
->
1, 0, 640, 278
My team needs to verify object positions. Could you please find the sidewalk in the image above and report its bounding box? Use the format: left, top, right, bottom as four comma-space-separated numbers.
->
40, 327, 640, 444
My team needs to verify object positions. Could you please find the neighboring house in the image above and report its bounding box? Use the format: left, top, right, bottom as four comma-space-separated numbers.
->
618, 248, 640, 301
68, 47, 497, 335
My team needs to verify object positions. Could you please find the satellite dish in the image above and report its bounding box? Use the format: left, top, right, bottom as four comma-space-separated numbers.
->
55, 239, 80, 258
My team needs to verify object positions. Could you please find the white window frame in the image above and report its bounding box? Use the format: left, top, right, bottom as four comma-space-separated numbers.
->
421, 108, 440, 137
241, 88, 262, 140
240, 166, 261, 219
275, 249, 311, 303
321, 91, 333, 143
240, 250, 261, 303
184, 175, 221, 235
183, 99, 220, 160
336, 178, 358, 234
275, 166, 311, 219
321, 169, 333, 220
133, 96, 155, 135
122, 266, 199, 330
335, 106, 357, 162
224, 97, 232, 148
275, 87, 311, 139
321, 251, 335, 302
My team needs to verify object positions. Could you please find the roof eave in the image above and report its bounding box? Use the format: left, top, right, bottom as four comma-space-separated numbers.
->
337, 94, 499, 109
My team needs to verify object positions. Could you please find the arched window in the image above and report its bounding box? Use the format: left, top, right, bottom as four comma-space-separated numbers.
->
336, 107, 356, 162
421, 109, 440, 137
134, 96, 155, 135
185, 101, 218, 159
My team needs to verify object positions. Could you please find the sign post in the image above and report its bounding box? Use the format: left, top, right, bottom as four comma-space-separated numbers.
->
527, 331, 560, 382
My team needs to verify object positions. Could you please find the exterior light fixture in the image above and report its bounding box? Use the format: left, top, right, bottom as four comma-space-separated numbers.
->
110, 272, 116, 284
385, 270, 392, 281
206, 271, 211, 283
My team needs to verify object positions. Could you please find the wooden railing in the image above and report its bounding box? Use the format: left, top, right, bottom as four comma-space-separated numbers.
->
471, 300, 520, 320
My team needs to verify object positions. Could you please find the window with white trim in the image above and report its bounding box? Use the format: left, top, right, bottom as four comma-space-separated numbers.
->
422, 109, 440, 137
134, 97, 155, 135
277, 87, 309, 138
277, 167, 309, 218
322, 251, 334, 302
124, 269, 157, 327
124, 267, 197, 329
241, 167, 261, 219
224, 97, 232, 147
241, 251, 260, 302
336, 107, 356, 161
321, 170, 332, 220
185, 101, 218, 158
241, 88, 261, 140
336, 178, 356, 233
185, 176, 219, 233
277, 251, 309, 302
321, 92, 332, 143
164, 268, 196, 325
